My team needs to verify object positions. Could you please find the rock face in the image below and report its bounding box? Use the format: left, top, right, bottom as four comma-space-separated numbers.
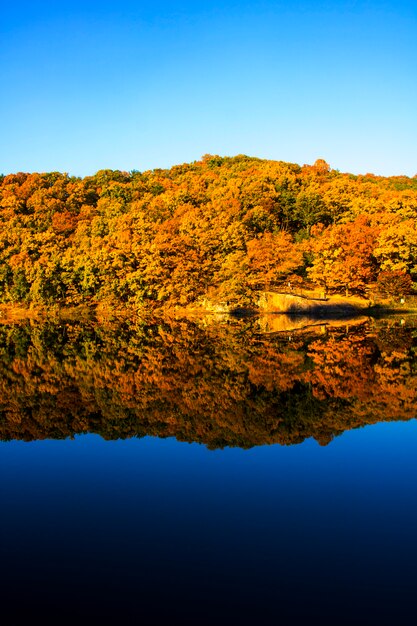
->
257, 292, 367, 315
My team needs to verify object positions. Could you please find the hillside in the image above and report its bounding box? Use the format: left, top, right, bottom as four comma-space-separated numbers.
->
0, 155, 416, 312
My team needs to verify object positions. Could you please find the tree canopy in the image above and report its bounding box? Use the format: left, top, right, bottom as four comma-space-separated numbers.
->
0, 156, 416, 310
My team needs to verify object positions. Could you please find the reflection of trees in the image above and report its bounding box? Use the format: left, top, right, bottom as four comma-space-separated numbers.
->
0, 317, 416, 449
306, 334, 377, 400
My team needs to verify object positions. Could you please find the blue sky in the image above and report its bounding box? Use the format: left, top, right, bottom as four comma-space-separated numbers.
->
1, 0, 416, 177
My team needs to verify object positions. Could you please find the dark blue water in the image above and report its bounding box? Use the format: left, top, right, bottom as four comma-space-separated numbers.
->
1, 421, 416, 624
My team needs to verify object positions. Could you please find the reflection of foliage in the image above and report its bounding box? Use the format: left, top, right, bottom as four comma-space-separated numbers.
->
306, 334, 377, 400
375, 323, 414, 354
0, 316, 416, 449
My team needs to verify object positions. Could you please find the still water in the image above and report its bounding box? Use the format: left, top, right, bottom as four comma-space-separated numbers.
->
0, 315, 416, 624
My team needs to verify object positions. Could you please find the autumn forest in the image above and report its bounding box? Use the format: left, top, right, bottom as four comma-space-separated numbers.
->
1, 155, 416, 312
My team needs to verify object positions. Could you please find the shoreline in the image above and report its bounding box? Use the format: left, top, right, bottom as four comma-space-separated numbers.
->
0, 296, 416, 325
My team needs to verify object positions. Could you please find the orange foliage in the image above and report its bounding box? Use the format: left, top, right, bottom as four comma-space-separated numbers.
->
0, 156, 416, 310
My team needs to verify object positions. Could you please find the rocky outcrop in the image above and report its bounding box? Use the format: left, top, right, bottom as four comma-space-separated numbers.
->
257, 291, 370, 315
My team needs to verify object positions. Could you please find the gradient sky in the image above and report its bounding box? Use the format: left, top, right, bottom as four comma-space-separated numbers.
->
1, 0, 416, 177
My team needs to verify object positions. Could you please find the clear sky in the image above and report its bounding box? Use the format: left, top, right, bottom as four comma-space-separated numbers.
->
1, 0, 416, 177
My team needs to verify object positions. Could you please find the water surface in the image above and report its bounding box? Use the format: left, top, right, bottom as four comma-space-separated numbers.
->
0, 315, 416, 623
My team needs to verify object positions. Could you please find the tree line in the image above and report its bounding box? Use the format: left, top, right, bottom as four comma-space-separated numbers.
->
0, 155, 416, 310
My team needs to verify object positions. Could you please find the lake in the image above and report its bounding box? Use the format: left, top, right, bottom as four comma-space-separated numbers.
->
0, 314, 416, 624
